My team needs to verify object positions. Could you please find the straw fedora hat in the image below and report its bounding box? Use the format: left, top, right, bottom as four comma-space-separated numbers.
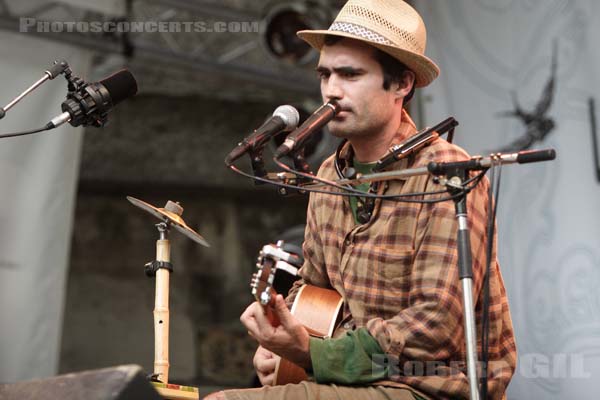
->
297, 0, 440, 87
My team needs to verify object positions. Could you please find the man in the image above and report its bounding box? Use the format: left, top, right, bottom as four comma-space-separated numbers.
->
208, 0, 516, 399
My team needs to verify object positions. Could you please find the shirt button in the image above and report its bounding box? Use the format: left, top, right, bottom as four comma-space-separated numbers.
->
343, 323, 352, 330
344, 238, 352, 246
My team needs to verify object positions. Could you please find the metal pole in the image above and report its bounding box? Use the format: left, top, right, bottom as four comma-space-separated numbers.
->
451, 174, 480, 400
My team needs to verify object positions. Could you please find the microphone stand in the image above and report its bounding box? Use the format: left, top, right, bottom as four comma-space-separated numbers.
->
442, 167, 481, 400
302, 149, 556, 189
0, 60, 69, 120
268, 150, 314, 196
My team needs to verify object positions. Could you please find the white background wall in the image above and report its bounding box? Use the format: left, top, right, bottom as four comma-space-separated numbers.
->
0, 32, 90, 381
415, 1, 600, 398
0, 0, 117, 382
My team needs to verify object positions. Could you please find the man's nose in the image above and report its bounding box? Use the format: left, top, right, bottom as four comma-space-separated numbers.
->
322, 77, 343, 102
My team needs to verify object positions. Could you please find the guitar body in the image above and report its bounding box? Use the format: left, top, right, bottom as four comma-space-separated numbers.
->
274, 358, 308, 386
273, 284, 343, 385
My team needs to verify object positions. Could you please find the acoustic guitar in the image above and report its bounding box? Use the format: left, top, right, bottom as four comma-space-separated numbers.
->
251, 241, 344, 385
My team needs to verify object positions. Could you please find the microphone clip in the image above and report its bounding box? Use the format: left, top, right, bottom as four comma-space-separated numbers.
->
291, 151, 314, 184
249, 148, 268, 185
61, 71, 111, 128
61, 65, 84, 93
373, 117, 459, 172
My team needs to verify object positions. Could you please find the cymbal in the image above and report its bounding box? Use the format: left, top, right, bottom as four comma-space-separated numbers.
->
126, 196, 210, 247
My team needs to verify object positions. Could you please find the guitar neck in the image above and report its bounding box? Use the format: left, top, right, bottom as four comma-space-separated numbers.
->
251, 243, 346, 387
257, 288, 337, 338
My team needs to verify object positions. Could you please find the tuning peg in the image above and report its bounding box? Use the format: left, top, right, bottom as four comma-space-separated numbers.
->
259, 291, 271, 305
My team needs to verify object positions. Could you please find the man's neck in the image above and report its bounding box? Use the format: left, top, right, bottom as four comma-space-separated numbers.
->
350, 119, 406, 163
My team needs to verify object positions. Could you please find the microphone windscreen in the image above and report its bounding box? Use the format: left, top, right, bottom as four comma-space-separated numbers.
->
516, 148, 556, 164
273, 105, 300, 131
100, 69, 138, 105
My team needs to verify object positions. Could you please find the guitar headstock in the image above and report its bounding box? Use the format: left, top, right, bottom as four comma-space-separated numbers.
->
251, 246, 278, 307
251, 240, 303, 308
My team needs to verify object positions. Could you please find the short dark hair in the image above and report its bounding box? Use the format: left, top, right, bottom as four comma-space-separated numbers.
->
323, 35, 416, 103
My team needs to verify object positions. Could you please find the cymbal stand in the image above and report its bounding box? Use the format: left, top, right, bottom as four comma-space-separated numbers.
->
148, 220, 173, 383
127, 196, 209, 398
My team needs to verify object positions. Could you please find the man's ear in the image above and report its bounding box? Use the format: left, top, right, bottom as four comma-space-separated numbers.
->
394, 70, 415, 100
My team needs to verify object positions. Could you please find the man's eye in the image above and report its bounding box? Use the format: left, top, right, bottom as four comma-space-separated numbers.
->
318, 72, 330, 79
341, 71, 358, 78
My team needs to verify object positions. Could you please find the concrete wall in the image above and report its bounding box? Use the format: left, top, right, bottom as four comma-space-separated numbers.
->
59, 94, 310, 388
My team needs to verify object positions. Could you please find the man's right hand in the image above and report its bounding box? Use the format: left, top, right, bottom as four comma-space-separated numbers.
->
253, 345, 278, 386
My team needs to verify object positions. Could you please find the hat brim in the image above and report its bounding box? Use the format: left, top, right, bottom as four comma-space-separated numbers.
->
298, 29, 440, 88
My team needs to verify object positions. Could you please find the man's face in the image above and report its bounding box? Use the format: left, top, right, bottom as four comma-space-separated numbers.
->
316, 38, 402, 140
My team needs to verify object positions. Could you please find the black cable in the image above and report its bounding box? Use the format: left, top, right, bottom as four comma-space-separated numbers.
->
273, 156, 484, 201
0, 125, 53, 139
229, 164, 487, 204
274, 156, 383, 198
480, 160, 502, 400
272, 143, 488, 201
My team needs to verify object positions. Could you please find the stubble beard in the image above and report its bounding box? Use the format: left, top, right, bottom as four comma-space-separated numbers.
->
327, 114, 385, 141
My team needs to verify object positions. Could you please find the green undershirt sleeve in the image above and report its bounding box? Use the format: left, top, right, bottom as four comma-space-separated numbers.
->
309, 327, 387, 384
309, 329, 427, 400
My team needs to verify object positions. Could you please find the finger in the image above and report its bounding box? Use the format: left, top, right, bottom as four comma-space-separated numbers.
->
250, 305, 281, 341
256, 345, 274, 359
272, 294, 294, 327
244, 306, 279, 343
241, 313, 261, 339
255, 356, 277, 373
254, 345, 270, 363
258, 370, 275, 386
243, 301, 273, 332
245, 321, 260, 339
240, 301, 260, 323
251, 301, 271, 327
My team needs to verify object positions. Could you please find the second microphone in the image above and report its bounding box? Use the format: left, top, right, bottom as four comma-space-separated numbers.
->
274, 101, 341, 159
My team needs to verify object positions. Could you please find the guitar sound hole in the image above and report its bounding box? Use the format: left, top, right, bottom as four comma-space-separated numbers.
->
159, 320, 163, 324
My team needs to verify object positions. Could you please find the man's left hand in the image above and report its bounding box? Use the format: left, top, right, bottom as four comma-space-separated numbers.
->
240, 294, 311, 369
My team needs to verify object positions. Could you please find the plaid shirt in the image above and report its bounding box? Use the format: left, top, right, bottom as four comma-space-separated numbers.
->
288, 110, 516, 400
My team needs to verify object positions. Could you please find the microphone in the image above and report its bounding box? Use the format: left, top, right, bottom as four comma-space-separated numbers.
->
373, 117, 458, 172
46, 69, 138, 129
274, 101, 341, 158
225, 105, 299, 166
427, 148, 557, 175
